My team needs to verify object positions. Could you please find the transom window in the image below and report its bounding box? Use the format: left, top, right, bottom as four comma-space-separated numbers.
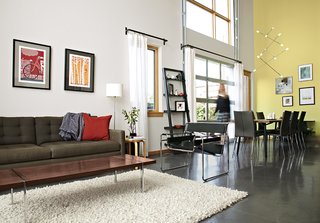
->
195, 55, 235, 121
186, 0, 233, 45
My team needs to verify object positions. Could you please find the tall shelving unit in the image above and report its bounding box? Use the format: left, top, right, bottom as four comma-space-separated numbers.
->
163, 68, 190, 135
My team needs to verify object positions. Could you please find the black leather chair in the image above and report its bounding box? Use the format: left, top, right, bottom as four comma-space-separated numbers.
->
160, 122, 229, 182
160, 131, 195, 172
186, 122, 229, 182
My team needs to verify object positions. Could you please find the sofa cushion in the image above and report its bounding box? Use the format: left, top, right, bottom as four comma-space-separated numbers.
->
35, 117, 64, 145
41, 140, 120, 159
0, 117, 36, 145
0, 144, 51, 165
82, 114, 112, 141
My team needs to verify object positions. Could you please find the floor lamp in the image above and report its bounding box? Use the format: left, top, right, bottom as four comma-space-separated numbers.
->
106, 83, 122, 129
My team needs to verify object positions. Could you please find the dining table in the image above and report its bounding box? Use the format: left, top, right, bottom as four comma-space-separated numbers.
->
254, 119, 282, 158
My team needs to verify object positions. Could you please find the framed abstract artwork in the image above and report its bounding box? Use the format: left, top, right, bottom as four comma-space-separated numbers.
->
64, 49, 95, 92
282, 96, 293, 107
299, 87, 315, 105
298, 64, 312, 82
275, 76, 293, 94
13, 39, 51, 90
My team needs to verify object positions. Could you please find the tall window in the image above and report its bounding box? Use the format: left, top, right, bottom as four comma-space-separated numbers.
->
147, 45, 162, 117
195, 56, 235, 121
186, 0, 233, 45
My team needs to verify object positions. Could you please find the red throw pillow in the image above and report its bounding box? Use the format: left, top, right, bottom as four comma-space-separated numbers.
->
82, 113, 112, 141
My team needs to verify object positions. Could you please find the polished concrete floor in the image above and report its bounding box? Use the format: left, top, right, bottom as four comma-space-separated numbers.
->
148, 140, 320, 223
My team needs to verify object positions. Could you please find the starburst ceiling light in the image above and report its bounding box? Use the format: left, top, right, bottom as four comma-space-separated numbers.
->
254, 27, 289, 77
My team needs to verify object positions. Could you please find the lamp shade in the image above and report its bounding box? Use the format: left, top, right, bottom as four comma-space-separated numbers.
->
106, 83, 122, 97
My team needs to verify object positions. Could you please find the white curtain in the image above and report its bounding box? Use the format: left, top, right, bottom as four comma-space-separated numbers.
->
234, 62, 245, 111
127, 33, 148, 141
184, 47, 195, 122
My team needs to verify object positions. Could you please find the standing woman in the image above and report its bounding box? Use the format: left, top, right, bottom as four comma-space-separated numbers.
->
214, 83, 230, 122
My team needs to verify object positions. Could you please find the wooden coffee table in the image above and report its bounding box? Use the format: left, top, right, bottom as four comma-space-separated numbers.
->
0, 154, 156, 203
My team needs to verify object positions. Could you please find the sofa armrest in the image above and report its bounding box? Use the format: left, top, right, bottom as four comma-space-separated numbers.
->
109, 129, 125, 155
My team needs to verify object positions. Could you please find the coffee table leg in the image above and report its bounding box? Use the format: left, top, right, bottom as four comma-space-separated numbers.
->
23, 182, 26, 202
140, 164, 144, 192
114, 170, 118, 183
23, 181, 27, 222
11, 188, 13, 205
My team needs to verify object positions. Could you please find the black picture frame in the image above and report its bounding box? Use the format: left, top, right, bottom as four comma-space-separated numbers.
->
13, 39, 51, 90
175, 101, 185, 111
299, 87, 315, 105
282, 96, 293, 107
64, 49, 95, 92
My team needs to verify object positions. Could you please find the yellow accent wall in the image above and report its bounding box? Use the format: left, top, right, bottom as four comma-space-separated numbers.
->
254, 0, 320, 135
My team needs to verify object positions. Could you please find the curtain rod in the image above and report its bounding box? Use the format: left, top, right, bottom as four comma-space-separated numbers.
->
181, 44, 242, 64
125, 27, 168, 45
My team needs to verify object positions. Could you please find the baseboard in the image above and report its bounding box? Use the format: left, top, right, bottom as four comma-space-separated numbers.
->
148, 149, 170, 156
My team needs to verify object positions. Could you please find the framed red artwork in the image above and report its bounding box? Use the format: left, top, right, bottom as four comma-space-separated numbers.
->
13, 39, 51, 90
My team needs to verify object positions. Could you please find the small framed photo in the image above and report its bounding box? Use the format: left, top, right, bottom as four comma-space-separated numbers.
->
175, 101, 185, 111
282, 96, 293, 107
65, 49, 95, 92
13, 39, 51, 90
299, 87, 315, 105
298, 64, 312, 82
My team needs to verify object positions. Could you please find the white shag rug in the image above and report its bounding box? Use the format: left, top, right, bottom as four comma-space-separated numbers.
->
0, 169, 247, 223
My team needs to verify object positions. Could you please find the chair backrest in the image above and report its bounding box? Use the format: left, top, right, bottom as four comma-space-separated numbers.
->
256, 112, 265, 119
241, 111, 255, 138
297, 111, 306, 132
185, 122, 228, 135
289, 111, 299, 134
280, 110, 291, 136
256, 112, 265, 131
234, 111, 243, 137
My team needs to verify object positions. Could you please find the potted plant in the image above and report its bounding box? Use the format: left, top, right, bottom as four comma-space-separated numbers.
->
122, 107, 140, 137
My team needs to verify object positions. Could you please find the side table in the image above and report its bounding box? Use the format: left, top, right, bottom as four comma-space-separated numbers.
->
125, 138, 147, 158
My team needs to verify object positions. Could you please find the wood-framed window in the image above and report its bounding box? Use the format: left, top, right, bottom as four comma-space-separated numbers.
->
186, 0, 233, 45
147, 45, 162, 117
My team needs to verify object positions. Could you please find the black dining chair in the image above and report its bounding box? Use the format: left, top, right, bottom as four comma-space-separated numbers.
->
274, 110, 292, 156
234, 111, 259, 159
297, 111, 307, 150
289, 111, 300, 153
234, 111, 244, 156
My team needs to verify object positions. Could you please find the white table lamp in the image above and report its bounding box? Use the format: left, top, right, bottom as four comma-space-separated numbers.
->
106, 83, 122, 129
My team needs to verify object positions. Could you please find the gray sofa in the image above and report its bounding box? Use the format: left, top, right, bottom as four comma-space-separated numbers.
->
0, 116, 125, 169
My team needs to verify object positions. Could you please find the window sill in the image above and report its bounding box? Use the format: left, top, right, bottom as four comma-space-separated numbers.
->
148, 111, 163, 117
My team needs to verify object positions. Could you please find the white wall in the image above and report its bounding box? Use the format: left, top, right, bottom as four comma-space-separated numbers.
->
0, 0, 182, 151
0, 0, 254, 152
239, 0, 254, 71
